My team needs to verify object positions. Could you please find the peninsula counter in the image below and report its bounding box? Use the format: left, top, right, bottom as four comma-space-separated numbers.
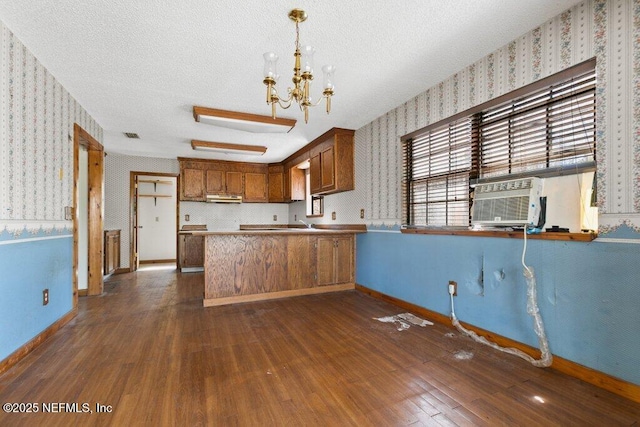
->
199, 228, 365, 307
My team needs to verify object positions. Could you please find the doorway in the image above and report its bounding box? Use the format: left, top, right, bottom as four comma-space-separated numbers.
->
73, 124, 104, 305
129, 172, 179, 272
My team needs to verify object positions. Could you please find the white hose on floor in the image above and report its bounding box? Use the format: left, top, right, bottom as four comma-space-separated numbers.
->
449, 227, 553, 368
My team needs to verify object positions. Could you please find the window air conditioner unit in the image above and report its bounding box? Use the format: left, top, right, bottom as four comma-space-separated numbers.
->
471, 177, 544, 227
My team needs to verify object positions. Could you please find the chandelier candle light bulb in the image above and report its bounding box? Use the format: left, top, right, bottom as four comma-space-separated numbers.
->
263, 9, 334, 123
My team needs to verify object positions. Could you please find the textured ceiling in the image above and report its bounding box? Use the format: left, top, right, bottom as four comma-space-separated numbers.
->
0, 1, 583, 163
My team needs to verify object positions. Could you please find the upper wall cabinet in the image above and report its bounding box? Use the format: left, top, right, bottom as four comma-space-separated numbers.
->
178, 158, 268, 202
268, 165, 285, 203
244, 172, 268, 203
206, 169, 243, 196
181, 168, 205, 201
308, 128, 355, 196
269, 164, 305, 203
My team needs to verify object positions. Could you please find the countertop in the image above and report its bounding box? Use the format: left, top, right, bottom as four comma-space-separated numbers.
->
179, 228, 365, 236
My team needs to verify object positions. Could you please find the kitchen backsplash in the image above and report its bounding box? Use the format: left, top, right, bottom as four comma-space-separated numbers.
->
180, 202, 289, 230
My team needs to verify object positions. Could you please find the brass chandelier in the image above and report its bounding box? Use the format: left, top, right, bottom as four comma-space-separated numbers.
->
263, 9, 335, 124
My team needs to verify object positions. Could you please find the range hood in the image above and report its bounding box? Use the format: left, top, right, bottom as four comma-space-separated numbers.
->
206, 194, 242, 203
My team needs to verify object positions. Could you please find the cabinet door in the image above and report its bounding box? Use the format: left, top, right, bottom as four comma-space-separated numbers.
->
182, 168, 205, 200
182, 235, 204, 268
268, 171, 284, 202
206, 169, 225, 194
290, 167, 306, 201
309, 153, 322, 195
287, 235, 315, 289
244, 172, 267, 202
103, 230, 120, 275
226, 171, 243, 195
320, 145, 335, 191
334, 236, 353, 284
316, 237, 335, 286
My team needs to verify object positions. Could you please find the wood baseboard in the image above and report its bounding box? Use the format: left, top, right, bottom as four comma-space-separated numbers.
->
0, 309, 77, 376
355, 283, 640, 404
204, 283, 355, 307
139, 259, 176, 265
77, 289, 88, 297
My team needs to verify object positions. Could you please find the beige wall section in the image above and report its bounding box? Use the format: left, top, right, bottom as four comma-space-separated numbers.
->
105, 154, 291, 269
0, 19, 103, 233
318, 0, 640, 236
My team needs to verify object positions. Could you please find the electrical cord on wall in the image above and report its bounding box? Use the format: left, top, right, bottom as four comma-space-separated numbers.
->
449, 225, 553, 368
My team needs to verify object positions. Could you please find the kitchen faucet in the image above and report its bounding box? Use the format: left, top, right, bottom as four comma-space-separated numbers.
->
299, 219, 312, 228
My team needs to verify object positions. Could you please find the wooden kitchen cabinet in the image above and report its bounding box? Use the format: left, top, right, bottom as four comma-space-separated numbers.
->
206, 169, 242, 196
308, 128, 354, 195
309, 153, 322, 195
104, 229, 121, 275
280, 164, 306, 202
286, 235, 316, 289
181, 168, 205, 201
289, 166, 306, 201
179, 158, 268, 202
178, 233, 205, 272
268, 165, 284, 202
244, 172, 267, 202
203, 230, 359, 306
316, 235, 354, 285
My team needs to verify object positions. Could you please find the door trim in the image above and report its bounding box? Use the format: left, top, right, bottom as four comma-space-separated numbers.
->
73, 124, 104, 304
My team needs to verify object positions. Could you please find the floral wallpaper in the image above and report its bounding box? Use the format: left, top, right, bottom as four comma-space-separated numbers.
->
359, 0, 640, 239
0, 20, 102, 238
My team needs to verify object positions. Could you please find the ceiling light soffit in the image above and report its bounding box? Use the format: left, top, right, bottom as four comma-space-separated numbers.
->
193, 106, 296, 133
191, 140, 267, 156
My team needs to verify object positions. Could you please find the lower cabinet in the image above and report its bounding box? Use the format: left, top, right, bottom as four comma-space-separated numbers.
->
316, 235, 354, 285
104, 230, 121, 275
203, 232, 357, 305
178, 234, 205, 272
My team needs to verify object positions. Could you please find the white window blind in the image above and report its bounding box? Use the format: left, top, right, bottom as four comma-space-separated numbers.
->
479, 69, 595, 178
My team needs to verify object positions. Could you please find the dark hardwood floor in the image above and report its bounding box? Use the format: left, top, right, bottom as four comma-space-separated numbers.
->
1, 266, 639, 426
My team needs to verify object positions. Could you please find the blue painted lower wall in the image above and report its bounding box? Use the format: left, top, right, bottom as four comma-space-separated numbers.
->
356, 230, 640, 386
0, 236, 73, 362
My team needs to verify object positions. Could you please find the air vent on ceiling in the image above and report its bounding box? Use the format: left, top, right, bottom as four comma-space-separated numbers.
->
124, 132, 140, 139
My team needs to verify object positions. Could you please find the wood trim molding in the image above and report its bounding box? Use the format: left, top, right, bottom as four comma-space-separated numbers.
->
400, 228, 597, 242
139, 259, 176, 265
73, 124, 104, 302
312, 224, 367, 231
355, 284, 640, 404
204, 283, 355, 307
0, 309, 77, 376
77, 289, 88, 297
